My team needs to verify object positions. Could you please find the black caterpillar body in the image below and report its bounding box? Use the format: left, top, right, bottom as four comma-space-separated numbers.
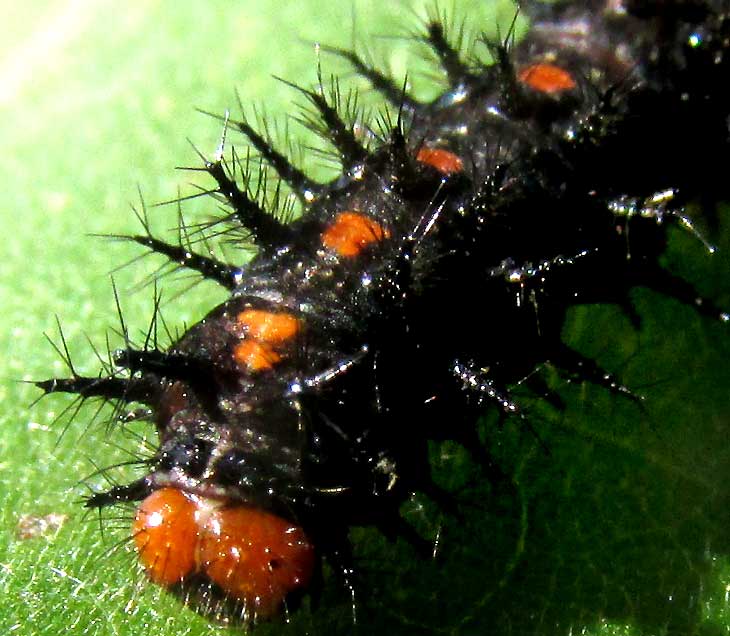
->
36, 0, 730, 630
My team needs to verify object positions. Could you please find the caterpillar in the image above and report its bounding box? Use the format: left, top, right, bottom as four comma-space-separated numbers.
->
24, 0, 730, 634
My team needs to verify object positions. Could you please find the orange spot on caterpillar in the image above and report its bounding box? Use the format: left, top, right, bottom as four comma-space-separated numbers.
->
517, 63, 576, 93
237, 309, 300, 344
321, 212, 388, 257
233, 340, 281, 371
133, 488, 198, 585
416, 147, 464, 175
133, 490, 315, 620
199, 505, 316, 619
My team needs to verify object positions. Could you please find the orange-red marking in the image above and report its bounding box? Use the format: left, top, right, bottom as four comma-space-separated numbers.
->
233, 340, 281, 372
133, 489, 316, 619
237, 309, 300, 344
199, 505, 316, 619
416, 147, 464, 175
133, 488, 198, 585
517, 63, 576, 94
321, 212, 388, 257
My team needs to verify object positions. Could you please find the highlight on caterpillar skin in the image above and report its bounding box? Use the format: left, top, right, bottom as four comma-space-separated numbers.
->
30, 0, 730, 631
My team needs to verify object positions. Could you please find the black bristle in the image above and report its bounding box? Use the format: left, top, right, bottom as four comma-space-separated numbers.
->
278, 75, 370, 171
425, 21, 475, 88
320, 44, 421, 111
232, 113, 325, 202
205, 158, 294, 247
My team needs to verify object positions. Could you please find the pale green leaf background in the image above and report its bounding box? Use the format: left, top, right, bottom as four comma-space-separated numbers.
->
2, 2, 730, 635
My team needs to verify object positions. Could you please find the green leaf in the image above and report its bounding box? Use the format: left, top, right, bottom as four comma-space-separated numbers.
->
1, 2, 729, 635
